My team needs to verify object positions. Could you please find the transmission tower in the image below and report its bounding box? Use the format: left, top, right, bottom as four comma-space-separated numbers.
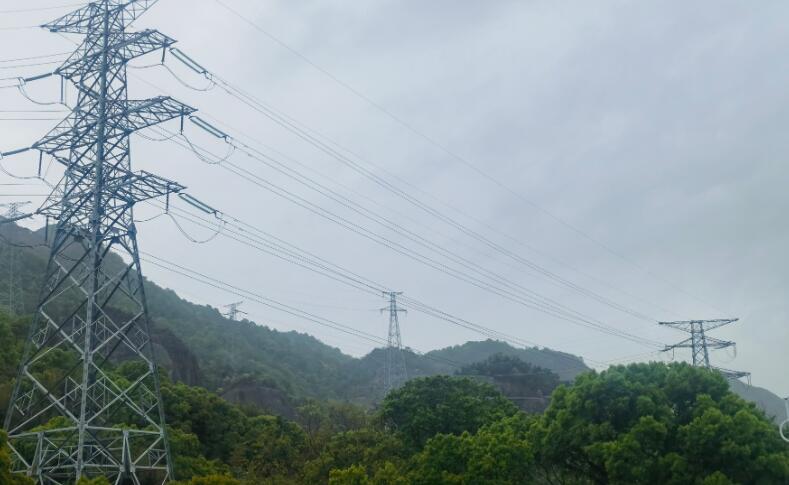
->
381, 291, 408, 394
222, 301, 247, 321
0, 202, 30, 314
1, 242, 23, 315
3, 2, 196, 483
660, 318, 750, 383
0, 201, 32, 219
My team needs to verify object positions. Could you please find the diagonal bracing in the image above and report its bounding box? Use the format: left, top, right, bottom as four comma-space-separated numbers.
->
4, 1, 195, 484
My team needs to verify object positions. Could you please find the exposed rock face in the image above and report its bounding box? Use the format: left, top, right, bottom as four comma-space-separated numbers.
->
221, 377, 296, 419
152, 325, 201, 386
729, 379, 787, 425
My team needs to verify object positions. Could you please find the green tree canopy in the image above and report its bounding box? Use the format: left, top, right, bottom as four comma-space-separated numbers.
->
409, 413, 534, 485
379, 376, 518, 450
457, 353, 560, 413
0, 430, 34, 485
302, 428, 408, 484
529, 362, 789, 484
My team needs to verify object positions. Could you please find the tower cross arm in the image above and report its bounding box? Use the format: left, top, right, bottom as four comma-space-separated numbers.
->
58, 29, 177, 80
43, 0, 159, 33
703, 336, 736, 350
111, 170, 186, 204
663, 337, 694, 350
712, 366, 751, 381
33, 97, 196, 155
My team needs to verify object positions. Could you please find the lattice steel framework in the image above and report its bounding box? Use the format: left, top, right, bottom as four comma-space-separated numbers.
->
4, 1, 195, 483
0, 203, 30, 314
0, 202, 33, 219
381, 291, 408, 394
659, 318, 750, 382
222, 301, 246, 321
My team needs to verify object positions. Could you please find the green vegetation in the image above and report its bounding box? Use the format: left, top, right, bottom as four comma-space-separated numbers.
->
380, 376, 518, 450
3, 356, 788, 484
1, 225, 788, 483
0, 223, 588, 416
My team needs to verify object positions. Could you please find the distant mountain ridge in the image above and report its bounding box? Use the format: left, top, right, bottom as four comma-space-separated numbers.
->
0, 221, 782, 421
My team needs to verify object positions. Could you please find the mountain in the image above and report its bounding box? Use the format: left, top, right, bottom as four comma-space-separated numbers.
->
729, 379, 787, 424
3, 221, 780, 420
0, 221, 590, 415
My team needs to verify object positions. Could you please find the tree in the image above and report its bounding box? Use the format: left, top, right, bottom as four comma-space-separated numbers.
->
529, 362, 789, 484
379, 376, 518, 450
169, 427, 231, 481
297, 399, 369, 455
230, 415, 309, 483
328, 462, 408, 485
162, 381, 250, 462
408, 414, 534, 485
170, 475, 242, 485
457, 353, 560, 413
302, 428, 408, 484
0, 430, 34, 485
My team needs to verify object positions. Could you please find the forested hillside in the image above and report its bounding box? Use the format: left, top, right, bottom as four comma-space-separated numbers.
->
2, 316, 786, 485
0, 222, 588, 415
1, 222, 789, 483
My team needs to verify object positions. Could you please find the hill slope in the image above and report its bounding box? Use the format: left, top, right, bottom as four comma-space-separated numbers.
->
0, 222, 591, 413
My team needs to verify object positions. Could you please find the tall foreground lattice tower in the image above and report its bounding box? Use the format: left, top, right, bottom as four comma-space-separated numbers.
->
4, 1, 195, 483
381, 292, 408, 395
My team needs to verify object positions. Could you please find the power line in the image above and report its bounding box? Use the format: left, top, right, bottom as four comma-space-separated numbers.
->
0, 51, 71, 63
0, 4, 83, 14
138, 55, 675, 338
155, 127, 665, 349
140, 254, 464, 370
0, 26, 40, 31
159, 51, 677, 325
142, 198, 630, 368
0, 60, 64, 70
209, 0, 723, 315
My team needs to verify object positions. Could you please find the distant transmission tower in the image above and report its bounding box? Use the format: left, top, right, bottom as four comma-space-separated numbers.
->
0, 202, 30, 314
381, 291, 408, 394
223, 301, 247, 321
1, 243, 23, 315
660, 318, 750, 383
0, 201, 32, 219
3, 2, 196, 483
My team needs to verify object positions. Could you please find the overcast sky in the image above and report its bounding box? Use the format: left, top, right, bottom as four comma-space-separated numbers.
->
1, 0, 788, 397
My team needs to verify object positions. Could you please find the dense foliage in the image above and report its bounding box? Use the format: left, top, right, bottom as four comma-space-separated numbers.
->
530, 363, 789, 484
457, 353, 560, 412
4, 358, 788, 484
380, 376, 518, 450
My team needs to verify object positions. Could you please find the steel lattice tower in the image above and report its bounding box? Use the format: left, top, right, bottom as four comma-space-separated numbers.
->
0, 203, 31, 314
660, 318, 750, 382
2, 242, 23, 315
381, 291, 408, 394
3, 1, 196, 483
222, 301, 246, 321
0, 202, 33, 220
